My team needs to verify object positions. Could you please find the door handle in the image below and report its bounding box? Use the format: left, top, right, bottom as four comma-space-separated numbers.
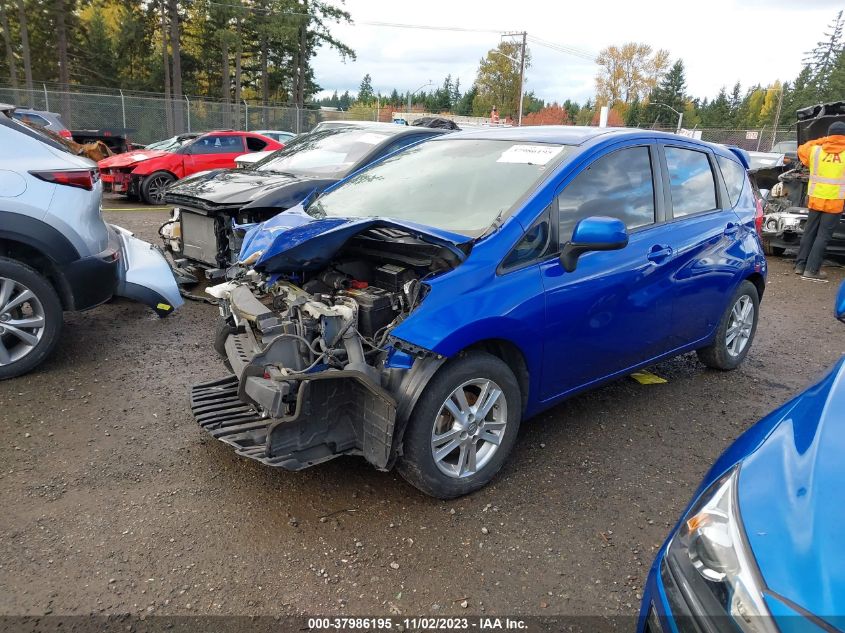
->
647, 244, 673, 264
724, 223, 740, 235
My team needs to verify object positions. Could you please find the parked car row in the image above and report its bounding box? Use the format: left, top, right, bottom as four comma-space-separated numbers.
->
3, 102, 842, 632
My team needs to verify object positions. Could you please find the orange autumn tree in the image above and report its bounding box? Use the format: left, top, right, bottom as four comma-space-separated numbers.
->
522, 102, 571, 126
591, 107, 625, 126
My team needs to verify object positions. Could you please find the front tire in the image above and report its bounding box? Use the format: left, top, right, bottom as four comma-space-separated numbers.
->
696, 280, 759, 370
397, 351, 522, 498
0, 258, 63, 380
140, 171, 175, 205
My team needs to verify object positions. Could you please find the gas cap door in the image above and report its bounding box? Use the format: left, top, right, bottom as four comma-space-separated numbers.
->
0, 170, 27, 197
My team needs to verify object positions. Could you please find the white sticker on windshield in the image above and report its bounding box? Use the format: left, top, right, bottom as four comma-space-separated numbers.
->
497, 144, 562, 165
356, 133, 389, 145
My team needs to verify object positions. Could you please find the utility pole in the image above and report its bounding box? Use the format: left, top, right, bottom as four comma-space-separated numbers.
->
771, 88, 784, 151
502, 31, 527, 126
517, 31, 526, 126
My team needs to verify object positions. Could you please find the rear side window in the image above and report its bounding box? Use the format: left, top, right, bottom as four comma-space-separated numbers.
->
665, 147, 717, 218
246, 136, 268, 152
0, 115, 69, 152
12, 111, 49, 127
557, 146, 656, 242
190, 135, 245, 154
716, 155, 747, 207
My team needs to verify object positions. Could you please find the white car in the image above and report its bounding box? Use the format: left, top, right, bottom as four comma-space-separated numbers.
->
0, 104, 183, 379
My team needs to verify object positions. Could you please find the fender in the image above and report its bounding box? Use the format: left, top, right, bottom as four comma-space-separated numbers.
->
0, 210, 80, 264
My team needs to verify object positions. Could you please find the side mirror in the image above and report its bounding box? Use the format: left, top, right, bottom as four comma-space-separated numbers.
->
560, 216, 629, 272
836, 281, 845, 323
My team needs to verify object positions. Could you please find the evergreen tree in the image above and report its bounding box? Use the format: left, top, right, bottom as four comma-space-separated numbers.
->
805, 10, 843, 94
644, 59, 687, 126
454, 84, 477, 116
358, 73, 374, 103
625, 96, 642, 127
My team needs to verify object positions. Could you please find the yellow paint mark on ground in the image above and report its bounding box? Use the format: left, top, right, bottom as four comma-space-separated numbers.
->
629, 370, 668, 385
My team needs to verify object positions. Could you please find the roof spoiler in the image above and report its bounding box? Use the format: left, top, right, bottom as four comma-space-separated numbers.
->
724, 145, 751, 169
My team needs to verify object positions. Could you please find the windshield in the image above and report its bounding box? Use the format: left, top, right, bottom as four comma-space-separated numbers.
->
147, 135, 194, 151
306, 139, 571, 236
255, 128, 394, 177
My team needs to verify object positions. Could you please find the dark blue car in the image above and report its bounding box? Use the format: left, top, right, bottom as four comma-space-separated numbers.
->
638, 283, 845, 633
193, 126, 767, 498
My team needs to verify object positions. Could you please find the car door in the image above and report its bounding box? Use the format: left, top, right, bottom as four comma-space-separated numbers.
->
657, 143, 748, 346
184, 134, 246, 173
538, 143, 683, 400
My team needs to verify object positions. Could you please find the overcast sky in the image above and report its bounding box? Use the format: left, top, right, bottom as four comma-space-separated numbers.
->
311, 0, 844, 105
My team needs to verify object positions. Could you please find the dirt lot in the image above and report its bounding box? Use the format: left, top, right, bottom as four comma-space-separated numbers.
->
2, 197, 844, 620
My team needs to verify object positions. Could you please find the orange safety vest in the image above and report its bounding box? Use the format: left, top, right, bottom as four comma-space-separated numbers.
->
808, 144, 845, 201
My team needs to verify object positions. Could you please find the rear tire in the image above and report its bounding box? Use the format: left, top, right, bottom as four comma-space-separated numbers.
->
696, 280, 759, 371
0, 257, 63, 380
396, 351, 521, 498
140, 171, 175, 205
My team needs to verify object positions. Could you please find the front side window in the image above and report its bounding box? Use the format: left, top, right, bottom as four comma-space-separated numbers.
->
665, 147, 718, 218
716, 155, 747, 208
557, 146, 656, 242
501, 209, 552, 270
307, 139, 572, 236
190, 135, 245, 155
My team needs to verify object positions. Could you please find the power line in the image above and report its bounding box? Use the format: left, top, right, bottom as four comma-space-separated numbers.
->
355, 20, 505, 34
526, 35, 595, 62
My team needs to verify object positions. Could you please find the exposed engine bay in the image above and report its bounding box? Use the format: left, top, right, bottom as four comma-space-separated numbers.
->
191, 227, 462, 472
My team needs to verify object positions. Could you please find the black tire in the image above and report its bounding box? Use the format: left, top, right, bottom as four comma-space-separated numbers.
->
761, 239, 785, 257
140, 171, 175, 205
213, 317, 235, 358
696, 280, 759, 371
396, 351, 522, 499
0, 257, 63, 380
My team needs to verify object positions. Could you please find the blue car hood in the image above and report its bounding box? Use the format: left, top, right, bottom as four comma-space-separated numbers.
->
238, 205, 473, 272
738, 358, 845, 621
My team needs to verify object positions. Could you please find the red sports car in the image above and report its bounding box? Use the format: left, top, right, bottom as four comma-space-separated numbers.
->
99, 130, 283, 204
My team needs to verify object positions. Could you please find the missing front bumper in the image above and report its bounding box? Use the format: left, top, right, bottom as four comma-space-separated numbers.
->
191, 371, 398, 471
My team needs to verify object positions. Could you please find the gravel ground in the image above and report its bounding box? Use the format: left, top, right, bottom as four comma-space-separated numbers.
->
1, 197, 844, 619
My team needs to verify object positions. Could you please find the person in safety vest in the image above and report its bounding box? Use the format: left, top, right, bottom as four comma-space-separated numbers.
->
794, 121, 845, 282
490, 106, 500, 125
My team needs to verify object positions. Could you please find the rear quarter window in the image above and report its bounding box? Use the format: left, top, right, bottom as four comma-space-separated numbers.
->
716, 155, 747, 208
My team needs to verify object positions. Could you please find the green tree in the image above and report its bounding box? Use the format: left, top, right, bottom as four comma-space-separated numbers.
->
625, 96, 642, 127
471, 40, 530, 119
644, 59, 687, 126
358, 72, 373, 103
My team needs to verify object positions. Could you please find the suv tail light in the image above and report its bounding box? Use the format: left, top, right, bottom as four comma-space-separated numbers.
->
754, 198, 764, 236
30, 168, 99, 191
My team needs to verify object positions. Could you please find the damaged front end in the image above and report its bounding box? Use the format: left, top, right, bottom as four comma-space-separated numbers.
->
191, 218, 467, 471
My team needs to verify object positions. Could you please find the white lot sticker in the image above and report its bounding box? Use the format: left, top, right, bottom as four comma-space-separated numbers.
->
356, 132, 390, 145
497, 144, 563, 165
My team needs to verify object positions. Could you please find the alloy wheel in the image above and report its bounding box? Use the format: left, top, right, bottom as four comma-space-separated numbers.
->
430, 378, 508, 478
726, 295, 754, 357
147, 176, 171, 203
0, 277, 46, 366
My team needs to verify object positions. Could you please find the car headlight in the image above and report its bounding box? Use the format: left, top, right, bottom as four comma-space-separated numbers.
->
664, 466, 775, 633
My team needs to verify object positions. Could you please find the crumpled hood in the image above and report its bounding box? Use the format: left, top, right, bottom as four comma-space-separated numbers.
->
737, 357, 845, 621
166, 169, 330, 206
99, 149, 171, 169
238, 204, 472, 272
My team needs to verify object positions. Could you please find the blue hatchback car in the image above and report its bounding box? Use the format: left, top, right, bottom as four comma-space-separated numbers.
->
639, 282, 845, 633
193, 126, 767, 498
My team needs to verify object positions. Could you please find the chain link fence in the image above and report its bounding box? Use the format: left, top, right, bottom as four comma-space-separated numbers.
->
0, 83, 798, 152
0, 84, 378, 144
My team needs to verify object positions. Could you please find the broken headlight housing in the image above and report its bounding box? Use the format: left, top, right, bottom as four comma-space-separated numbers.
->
664, 466, 776, 633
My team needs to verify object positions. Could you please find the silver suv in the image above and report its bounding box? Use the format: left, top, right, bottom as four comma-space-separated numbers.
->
0, 105, 183, 379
